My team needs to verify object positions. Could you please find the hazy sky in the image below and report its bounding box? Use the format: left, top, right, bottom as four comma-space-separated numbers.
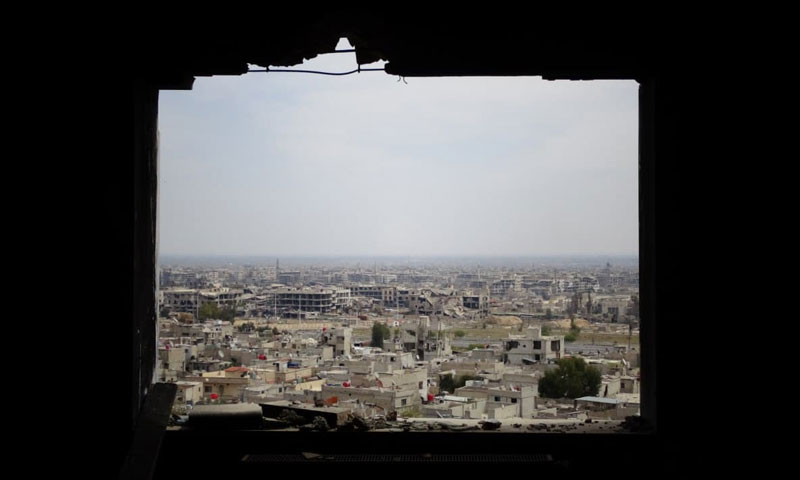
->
158, 39, 638, 257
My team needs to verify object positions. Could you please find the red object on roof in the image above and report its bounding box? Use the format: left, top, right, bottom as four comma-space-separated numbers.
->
258, 354, 266, 360
343, 381, 351, 387
210, 393, 218, 399
322, 327, 327, 331
427, 394, 434, 402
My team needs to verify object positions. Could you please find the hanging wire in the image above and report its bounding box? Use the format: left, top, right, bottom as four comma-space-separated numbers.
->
247, 67, 385, 76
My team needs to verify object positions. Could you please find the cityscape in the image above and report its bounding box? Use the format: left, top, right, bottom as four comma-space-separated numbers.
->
158, 255, 641, 433
156, 41, 640, 435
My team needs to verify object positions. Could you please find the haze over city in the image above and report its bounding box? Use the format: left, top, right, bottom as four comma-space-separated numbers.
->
158, 39, 638, 258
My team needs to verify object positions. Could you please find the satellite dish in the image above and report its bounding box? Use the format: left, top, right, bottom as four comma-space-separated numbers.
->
218, 350, 224, 358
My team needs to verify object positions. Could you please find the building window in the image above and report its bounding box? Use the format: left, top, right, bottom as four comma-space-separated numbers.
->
401, 399, 407, 406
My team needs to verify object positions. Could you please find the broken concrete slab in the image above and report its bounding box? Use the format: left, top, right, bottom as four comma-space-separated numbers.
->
478, 419, 502, 430
187, 403, 263, 429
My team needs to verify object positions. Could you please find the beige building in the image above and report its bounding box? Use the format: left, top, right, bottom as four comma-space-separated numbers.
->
314, 384, 421, 414
485, 386, 536, 418
173, 381, 203, 413
375, 367, 429, 399
321, 327, 352, 357
185, 368, 251, 403
502, 326, 564, 365
422, 395, 486, 419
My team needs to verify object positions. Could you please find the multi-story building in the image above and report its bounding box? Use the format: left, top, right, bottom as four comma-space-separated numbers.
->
462, 293, 489, 311
275, 287, 339, 313
501, 326, 564, 365
321, 327, 352, 357
491, 277, 520, 297
277, 271, 303, 285
198, 287, 245, 310
162, 288, 199, 314
485, 386, 536, 419
349, 286, 397, 305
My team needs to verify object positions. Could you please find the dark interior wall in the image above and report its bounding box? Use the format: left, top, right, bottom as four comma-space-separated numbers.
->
72, 13, 699, 475
131, 81, 159, 436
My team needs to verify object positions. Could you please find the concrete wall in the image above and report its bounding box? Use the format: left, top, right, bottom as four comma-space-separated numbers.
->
422, 403, 465, 418
377, 368, 429, 399
619, 377, 639, 393
469, 349, 498, 361
502, 373, 540, 389
174, 382, 203, 408
295, 378, 325, 392
488, 403, 518, 420
159, 348, 188, 372
600, 377, 621, 398
319, 385, 421, 413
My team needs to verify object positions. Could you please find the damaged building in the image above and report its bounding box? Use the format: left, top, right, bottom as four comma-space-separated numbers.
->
502, 326, 565, 365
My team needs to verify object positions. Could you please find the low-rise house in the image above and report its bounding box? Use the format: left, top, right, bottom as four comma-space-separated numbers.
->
186, 358, 228, 374
599, 375, 621, 398
158, 345, 190, 381
375, 367, 429, 399
454, 384, 491, 401
574, 396, 639, 419
501, 372, 541, 390
242, 383, 287, 403
439, 359, 505, 379
251, 361, 314, 384
619, 375, 639, 394
501, 326, 564, 365
294, 377, 326, 392
185, 368, 251, 403
173, 381, 203, 413
485, 386, 536, 419
370, 352, 415, 372
320, 327, 353, 356
422, 395, 487, 419
313, 384, 422, 414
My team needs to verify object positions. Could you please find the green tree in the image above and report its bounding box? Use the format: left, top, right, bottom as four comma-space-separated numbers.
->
371, 322, 390, 348
538, 357, 601, 399
198, 302, 221, 321
439, 374, 456, 393
440, 373, 482, 394
236, 322, 255, 333
219, 306, 236, 322
199, 302, 237, 322
454, 330, 466, 338
564, 317, 581, 342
